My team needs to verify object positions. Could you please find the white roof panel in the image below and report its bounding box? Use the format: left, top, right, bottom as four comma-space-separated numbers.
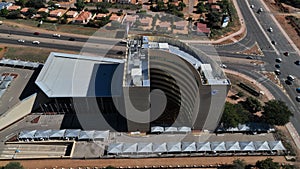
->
268, 141, 285, 151
93, 130, 109, 140
167, 142, 181, 152
240, 141, 255, 151
78, 130, 95, 140
137, 142, 153, 153
254, 141, 270, 151
153, 143, 167, 153
225, 141, 241, 151
182, 142, 196, 152
108, 143, 123, 154
196, 142, 211, 151
35, 52, 124, 97
211, 142, 226, 151
123, 143, 137, 153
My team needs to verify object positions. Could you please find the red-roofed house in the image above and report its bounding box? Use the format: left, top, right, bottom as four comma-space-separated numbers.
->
73, 11, 92, 24
66, 11, 78, 18
37, 8, 49, 13
7, 5, 21, 11
211, 4, 221, 11
50, 10, 62, 17
109, 14, 121, 22
139, 17, 151, 26
95, 13, 107, 20
20, 7, 29, 14
197, 22, 210, 36
158, 21, 171, 31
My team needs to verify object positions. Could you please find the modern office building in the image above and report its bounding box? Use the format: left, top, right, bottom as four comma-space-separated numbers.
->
34, 36, 230, 132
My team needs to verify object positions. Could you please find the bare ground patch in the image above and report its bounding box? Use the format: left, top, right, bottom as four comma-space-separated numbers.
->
239, 42, 264, 56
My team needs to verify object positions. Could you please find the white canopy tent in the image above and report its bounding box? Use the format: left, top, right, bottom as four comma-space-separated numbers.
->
167, 142, 181, 152
211, 142, 226, 152
164, 127, 178, 133
254, 141, 271, 151
78, 130, 95, 140
240, 141, 255, 151
268, 141, 286, 151
49, 129, 66, 139
19, 130, 37, 139
34, 130, 52, 139
93, 130, 109, 141
108, 143, 123, 154
122, 143, 138, 154
182, 142, 196, 152
151, 126, 164, 133
225, 141, 241, 151
196, 142, 211, 152
177, 127, 191, 133
64, 129, 81, 139
153, 143, 167, 153
137, 142, 153, 153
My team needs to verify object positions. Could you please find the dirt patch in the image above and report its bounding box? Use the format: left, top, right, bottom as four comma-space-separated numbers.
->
3, 45, 79, 63
260, 71, 283, 89
226, 73, 269, 102
0, 156, 289, 169
0, 45, 8, 59
239, 43, 264, 56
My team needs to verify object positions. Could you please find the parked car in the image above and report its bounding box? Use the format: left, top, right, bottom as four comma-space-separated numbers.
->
274, 69, 281, 75
275, 64, 280, 68
247, 56, 254, 59
53, 33, 61, 38
268, 27, 273, 32
275, 58, 282, 63
68, 37, 75, 41
220, 64, 227, 68
250, 5, 254, 9
287, 75, 295, 81
295, 60, 300, 65
284, 52, 289, 56
296, 96, 300, 102
33, 32, 40, 35
257, 7, 263, 13
32, 41, 40, 44
271, 40, 277, 45
17, 39, 25, 43
296, 88, 300, 93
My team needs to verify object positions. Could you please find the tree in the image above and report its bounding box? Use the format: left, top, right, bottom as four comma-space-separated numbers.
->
0, 8, 9, 17
15, 0, 26, 7
262, 100, 293, 126
220, 102, 250, 128
4, 162, 24, 169
26, 8, 37, 17
231, 159, 246, 169
6, 11, 21, 19
240, 97, 262, 113
196, 1, 206, 13
25, 0, 44, 9
75, 0, 85, 11
207, 11, 222, 27
255, 158, 280, 169
178, 1, 186, 11
157, 0, 165, 11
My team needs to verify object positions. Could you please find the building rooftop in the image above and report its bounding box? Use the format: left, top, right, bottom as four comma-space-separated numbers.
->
35, 52, 124, 97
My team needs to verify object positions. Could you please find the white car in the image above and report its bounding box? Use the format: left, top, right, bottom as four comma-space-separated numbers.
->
220, 64, 227, 68
250, 5, 254, 9
17, 39, 25, 43
287, 75, 295, 81
268, 27, 273, 32
53, 33, 61, 38
32, 41, 40, 45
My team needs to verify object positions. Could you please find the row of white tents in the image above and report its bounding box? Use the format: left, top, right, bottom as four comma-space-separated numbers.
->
18, 129, 109, 141
217, 123, 275, 133
107, 141, 286, 155
150, 126, 192, 133
0, 59, 40, 68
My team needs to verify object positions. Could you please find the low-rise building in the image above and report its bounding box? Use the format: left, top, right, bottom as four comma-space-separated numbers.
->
0, 2, 12, 10
157, 21, 171, 31
20, 7, 29, 14
139, 17, 151, 26
208, 0, 218, 4
174, 20, 187, 30
73, 11, 92, 24
197, 22, 210, 36
66, 11, 78, 18
7, 5, 21, 11
95, 13, 107, 20
110, 14, 121, 22
37, 8, 49, 14
49, 9, 67, 17
211, 5, 221, 12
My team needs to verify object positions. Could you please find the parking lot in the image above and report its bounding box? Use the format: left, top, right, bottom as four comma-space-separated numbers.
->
0, 66, 34, 115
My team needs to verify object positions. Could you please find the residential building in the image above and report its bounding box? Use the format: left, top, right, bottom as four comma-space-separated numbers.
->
0, 2, 12, 10
20, 7, 29, 14
197, 22, 210, 36
73, 11, 92, 24
7, 5, 21, 11
37, 8, 49, 14
174, 20, 187, 30
66, 11, 78, 18
95, 13, 107, 20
